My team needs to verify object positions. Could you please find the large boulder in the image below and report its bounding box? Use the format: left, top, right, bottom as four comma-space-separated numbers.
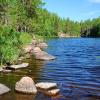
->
15, 77, 37, 94
33, 47, 55, 60
8, 63, 29, 70
0, 84, 10, 95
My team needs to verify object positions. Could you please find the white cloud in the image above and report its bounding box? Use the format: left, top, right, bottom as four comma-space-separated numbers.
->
89, 0, 100, 3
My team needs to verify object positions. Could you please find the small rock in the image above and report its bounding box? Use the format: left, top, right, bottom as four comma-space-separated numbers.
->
42, 89, 60, 96
0, 83, 10, 95
36, 82, 57, 90
15, 77, 37, 94
2, 69, 12, 73
8, 63, 29, 70
0, 68, 3, 72
37, 42, 48, 49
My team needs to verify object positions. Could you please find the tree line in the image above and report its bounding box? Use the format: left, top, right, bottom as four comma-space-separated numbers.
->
0, 0, 100, 65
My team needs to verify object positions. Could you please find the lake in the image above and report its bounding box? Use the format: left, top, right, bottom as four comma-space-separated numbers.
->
0, 38, 100, 100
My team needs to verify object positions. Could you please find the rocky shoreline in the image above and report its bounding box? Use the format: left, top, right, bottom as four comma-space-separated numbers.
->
0, 76, 60, 96
0, 40, 58, 97
0, 39, 55, 71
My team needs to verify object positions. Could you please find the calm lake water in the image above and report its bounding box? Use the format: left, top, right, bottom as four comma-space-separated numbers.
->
0, 38, 100, 100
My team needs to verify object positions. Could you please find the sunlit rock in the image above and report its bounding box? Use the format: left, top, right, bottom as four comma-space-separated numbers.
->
0, 84, 10, 95
2, 69, 12, 73
36, 82, 60, 96
33, 47, 55, 60
37, 42, 48, 49
15, 77, 37, 94
36, 82, 57, 90
0, 68, 3, 72
45, 89, 60, 96
8, 63, 29, 70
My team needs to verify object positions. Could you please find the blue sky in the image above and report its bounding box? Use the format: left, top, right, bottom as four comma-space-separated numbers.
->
43, 0, 100, 21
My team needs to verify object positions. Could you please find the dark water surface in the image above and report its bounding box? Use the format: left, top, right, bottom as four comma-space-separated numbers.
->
0, 38, 100, 100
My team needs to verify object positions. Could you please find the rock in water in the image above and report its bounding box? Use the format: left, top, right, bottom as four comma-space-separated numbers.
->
0, 84, 10, 95
33, 47, 55, 60
36, 82, 57, 90
39, 89, 60, 96
15, 77, 37, 94
37, 42, 48, 49
47, 89, 60, 95
8, 63, 29, 70
36, 82, 60, 96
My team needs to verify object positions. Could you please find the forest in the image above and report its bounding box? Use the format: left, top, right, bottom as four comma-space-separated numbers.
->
0, 0, 100, 65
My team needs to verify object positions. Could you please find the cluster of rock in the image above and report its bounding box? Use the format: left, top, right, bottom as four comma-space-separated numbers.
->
23, 41, 55, 61
15, 77, 60, 96
0, 77, 60, 96
0, 40, 55, 72
32, 47, 55, 60
0, 40, 57, 96
36, 82, 60, 96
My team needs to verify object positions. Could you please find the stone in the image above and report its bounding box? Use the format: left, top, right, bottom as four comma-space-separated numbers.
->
0, 83, 10, 95
33, 47, 55, 60
37, 42, 48, 49
15, 77, 37, 94
39, 89, 60, 96
8, 63, 29, 70
47, 89, 60, 95
2, 69, 12, 73
33, 47, 42, 53
36, 82, 57, 90
0, 68, 3, 72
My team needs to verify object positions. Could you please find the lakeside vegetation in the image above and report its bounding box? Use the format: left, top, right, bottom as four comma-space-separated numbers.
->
0, 0, 100, 65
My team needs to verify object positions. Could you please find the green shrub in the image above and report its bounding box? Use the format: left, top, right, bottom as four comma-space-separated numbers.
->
0, 26, 20, 65
19, 32, 32, 45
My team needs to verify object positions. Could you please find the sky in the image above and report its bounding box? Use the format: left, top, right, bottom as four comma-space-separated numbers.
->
43, 0, 100, 21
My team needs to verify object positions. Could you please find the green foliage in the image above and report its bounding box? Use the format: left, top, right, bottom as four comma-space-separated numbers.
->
0, 0, 100, 65
0, 26, 20, 64
81, 17, 100, 37
19, 33, 32, 45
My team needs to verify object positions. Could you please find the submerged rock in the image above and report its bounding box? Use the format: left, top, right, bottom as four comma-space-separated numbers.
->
39, 89, 60, 96
0, 84, 10, 95
33, 47, 55, 60
36, 82, 57, 90
47, 89, 60, 96
8, 63, 29, 70
15, 77, 37, 94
